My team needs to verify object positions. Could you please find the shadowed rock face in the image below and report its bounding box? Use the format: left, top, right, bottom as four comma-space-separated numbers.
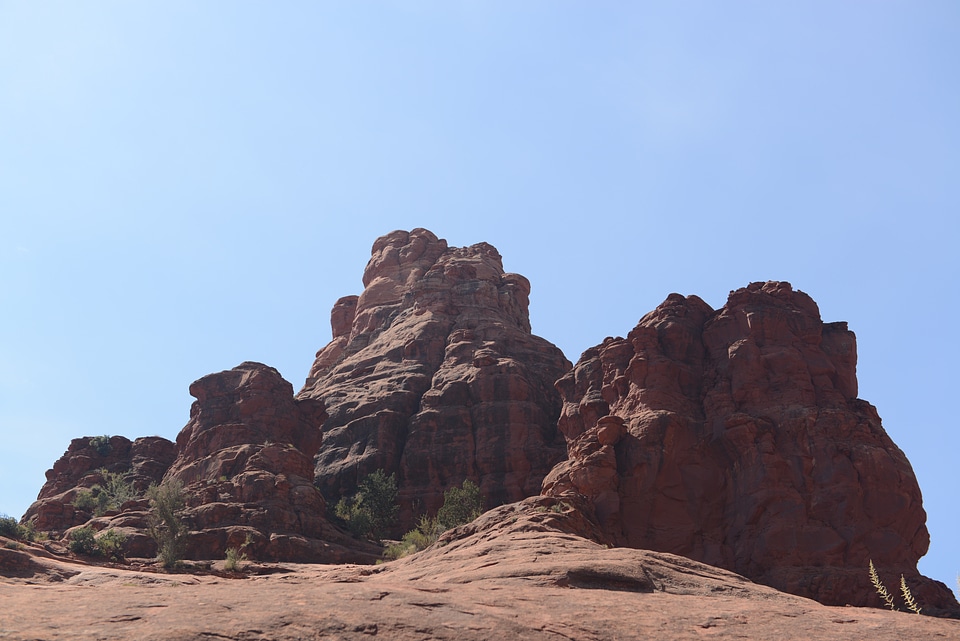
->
299, 229, 571, 529
545, 281, 958, 613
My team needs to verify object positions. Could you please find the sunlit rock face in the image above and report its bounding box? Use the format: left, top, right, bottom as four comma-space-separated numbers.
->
164, 361, 378, 563
545, 281, 957, 612
299, 228, 571, 530
23, 435, 175, 533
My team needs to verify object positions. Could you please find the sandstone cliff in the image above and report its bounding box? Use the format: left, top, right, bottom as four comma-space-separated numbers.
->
163, 361, 377, 562
23, 435, 175, 533
14, 232, 956, 619
299, 229, 571, 529
22, 363, 377, 563
544, 281, 956, 613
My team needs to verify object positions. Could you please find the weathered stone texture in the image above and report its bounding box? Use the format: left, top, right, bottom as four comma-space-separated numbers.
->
300, 229, 570, 528
546, 281, 956, 612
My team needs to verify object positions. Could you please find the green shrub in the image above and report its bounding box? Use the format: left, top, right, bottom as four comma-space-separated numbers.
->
335, 470, 398, 541
147, 480, 188, 568
384, 514, 441, 560
98, 470, 138, 511
69, 526, 100, 556
67, 527, 127, 559
436, 479, 482, 531
384, 480, 484, 561
96, 529, 127, 561
0, 515, 38, 542
73, 489, 98, 513
0, 515, 24, 540
224, 546, 247, 572
72, 470, 138, 516
89, 435, 112, 456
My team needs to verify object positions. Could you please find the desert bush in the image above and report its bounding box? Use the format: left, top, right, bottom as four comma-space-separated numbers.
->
89, 435, 112, 456
67, 527, 127, 559
384, 480, 484, 561
97, 470, 138, 511
147, 480, 188, 568
384, 514, 441, 560
0, 515, 39, 541
224, 546, 248, 572
69, 526, 100, 556
0, 515, 24, 540
435, 479, 482, 531
73, 489, 98, 512
96, 529, 127, 561
335, 470, 398, 541
72, 470, 138, 516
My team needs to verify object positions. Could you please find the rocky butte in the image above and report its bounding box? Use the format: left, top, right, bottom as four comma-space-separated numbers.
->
3, 229, 958, 641
543, 281, 956, 612
298, 228, 571, 530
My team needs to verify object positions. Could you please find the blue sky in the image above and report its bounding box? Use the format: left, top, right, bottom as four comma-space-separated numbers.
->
1, 2, 957, 591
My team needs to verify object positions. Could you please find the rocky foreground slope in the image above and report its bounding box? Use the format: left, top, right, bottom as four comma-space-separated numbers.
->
2, 499, 958, 641
8, 229, 960, 630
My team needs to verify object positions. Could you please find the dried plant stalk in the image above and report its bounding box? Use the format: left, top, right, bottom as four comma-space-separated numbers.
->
900, 575, 922, 615
869, 560, 898, 611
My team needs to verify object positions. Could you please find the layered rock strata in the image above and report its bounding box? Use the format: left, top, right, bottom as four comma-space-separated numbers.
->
22, 363, 378, 563
544, 281, 957, 613
299, 229, 571, 529
163, 361, 377, 562
23, 435, 175, 533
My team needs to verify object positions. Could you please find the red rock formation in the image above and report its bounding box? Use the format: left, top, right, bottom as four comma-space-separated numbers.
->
546, 281, 958, 614
23, 435, 175, 533
22, 363, 378, 563
165, 361, 378, 563
300, 229, 570, 529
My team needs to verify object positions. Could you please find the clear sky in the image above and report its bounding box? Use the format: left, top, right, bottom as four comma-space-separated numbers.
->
1, 2, 957, 592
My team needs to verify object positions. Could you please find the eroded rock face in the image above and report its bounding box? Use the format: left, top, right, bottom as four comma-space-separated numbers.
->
23, 435, 175, 533
300, 229, 570, 529
165, 361, 377, 563
545, 281, 958, 612
23, 363, 378, 563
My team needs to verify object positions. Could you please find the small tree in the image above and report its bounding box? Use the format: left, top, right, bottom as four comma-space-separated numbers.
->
384, 479, 484, 560
147, 479, 188, 568
68, 526, 100, 556
89, 435, 112, 456
436, 479, 483, 532
334, 470, 399, 540
0, 515, 26, 540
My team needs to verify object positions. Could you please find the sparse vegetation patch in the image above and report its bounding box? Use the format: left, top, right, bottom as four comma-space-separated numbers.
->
72, 469, 138, 516
869, 560, 922, 614
224, 546, 248, 572
89, 435, 112, 456
147, 479, 188, 568
335, 470, 399, 541
384, 479, 483, 560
